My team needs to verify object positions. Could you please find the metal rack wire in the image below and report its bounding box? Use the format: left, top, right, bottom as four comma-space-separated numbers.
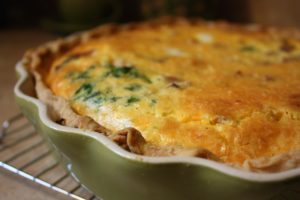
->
0, 114, 99, 200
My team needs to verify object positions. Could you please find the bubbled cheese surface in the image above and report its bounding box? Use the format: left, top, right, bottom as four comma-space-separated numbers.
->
46, 22, 300, 164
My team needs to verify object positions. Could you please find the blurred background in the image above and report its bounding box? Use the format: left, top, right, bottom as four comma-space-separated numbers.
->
1, 0, 300, 33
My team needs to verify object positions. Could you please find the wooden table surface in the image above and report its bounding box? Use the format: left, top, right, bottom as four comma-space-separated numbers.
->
0, 29, 70, 200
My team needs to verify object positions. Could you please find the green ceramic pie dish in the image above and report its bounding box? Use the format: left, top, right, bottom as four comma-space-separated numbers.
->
14, 62, 300, 200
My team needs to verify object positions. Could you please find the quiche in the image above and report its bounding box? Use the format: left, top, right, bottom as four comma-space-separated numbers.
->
23, 18, 300, 172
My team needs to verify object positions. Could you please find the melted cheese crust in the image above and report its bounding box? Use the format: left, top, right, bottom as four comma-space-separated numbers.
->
46, 22, 300, 164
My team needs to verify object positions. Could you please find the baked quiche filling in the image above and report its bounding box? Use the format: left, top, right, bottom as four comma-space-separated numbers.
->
26, 19, 300, 171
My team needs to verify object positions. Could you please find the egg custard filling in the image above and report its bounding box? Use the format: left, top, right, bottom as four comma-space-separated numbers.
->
24, 18, 300, 172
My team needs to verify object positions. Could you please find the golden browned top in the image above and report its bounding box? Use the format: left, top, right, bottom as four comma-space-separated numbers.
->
44, 19, 300, 165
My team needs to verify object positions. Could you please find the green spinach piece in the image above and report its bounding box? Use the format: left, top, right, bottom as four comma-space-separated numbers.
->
125, 84, 142, 91
150, 99, 157, 106
127, 96, 140, 105
74, 83, 93, 100
104, 64, 152, 83
73, 83, 121, 105
83, 91, 102, 101
110, 96, 122, 102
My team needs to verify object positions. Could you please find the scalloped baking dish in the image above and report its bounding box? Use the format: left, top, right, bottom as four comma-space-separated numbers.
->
14, 62, 300, 200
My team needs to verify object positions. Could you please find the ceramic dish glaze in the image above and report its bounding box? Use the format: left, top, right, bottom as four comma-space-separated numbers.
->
14, 62, 300, 200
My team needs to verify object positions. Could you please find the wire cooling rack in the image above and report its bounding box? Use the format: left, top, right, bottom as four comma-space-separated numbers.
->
0, 114, 99, 200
